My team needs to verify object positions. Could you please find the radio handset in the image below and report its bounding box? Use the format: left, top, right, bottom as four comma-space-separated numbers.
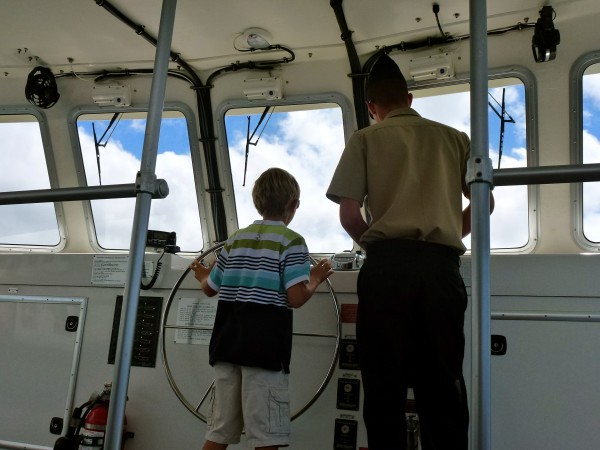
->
141, 230, 180, 290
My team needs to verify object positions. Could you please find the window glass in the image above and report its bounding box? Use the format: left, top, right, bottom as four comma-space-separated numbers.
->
582, 64, 600, 243
224, 103, 352, 254
411, 78, 530, 250
77, 111, 203, 251
0, 115, 60, 246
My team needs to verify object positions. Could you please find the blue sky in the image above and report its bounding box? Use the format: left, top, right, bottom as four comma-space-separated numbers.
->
79, 116, 190, 160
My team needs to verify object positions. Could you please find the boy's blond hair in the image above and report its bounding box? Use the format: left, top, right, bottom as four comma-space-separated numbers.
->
252, 168, 300, 217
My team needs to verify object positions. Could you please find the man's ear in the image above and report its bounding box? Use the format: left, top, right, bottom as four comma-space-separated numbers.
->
407, 92, 413, 107
367, 101, 376, 115
367, 101, 377, 121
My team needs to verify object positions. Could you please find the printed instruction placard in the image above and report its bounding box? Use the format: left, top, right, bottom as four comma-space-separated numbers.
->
175, 297, 217, 345
91, 255, 155, 286
91, 255, 129, 285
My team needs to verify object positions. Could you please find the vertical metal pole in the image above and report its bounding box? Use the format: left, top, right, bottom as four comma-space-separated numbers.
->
104, 1, 177, 449
469, 0, 492, 449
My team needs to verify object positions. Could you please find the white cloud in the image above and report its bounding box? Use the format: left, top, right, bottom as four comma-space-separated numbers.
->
0, 122, 60, 244
227, 108, 352, 253
414, 90, 530, 249
1, 123, 52, 190
413, 93, 471, 135
2, 81, 598, 252
128, 119, 146, 132
78, 127, 203, 250
583, 72, 600, 109
583, 129, 600, 241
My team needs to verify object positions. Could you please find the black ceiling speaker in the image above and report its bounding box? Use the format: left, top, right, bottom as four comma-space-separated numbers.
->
25, 66, 60, 108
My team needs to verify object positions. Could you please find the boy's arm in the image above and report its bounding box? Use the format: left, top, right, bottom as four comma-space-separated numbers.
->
287, 259, 334, 308
190, 261, 218, 297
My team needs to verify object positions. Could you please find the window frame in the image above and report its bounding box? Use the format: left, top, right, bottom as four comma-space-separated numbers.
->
68, 102, 208, 253
215, 92, 354, 255
0, 106, 66, 252
215, 71, 538, 255
570, 50, 600, 252
408, 65, 539, 254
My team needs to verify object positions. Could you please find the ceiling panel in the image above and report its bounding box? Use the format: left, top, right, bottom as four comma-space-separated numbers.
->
0, 0, 594, 77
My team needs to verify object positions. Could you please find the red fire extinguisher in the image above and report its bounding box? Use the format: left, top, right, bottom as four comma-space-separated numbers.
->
53, 382, 133, 450
79, 382, 131, 450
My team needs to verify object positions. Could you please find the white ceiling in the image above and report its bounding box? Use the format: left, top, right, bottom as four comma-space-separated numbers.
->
0, 0, 594, 78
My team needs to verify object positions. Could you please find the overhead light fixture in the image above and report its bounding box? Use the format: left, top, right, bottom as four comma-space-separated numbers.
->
247, 32, 270, 49
235, 28, 273, 51
532, 6, 560, 63
92, 84, 131, 107
242, 77, 283, 100
409, 52, 455, 82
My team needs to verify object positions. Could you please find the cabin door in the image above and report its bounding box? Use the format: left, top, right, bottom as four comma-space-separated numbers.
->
0, 296, 86, 449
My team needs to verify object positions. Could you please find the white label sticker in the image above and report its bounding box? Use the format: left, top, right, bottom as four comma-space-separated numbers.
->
175, 297, 217, 345
91, 255, 129, 285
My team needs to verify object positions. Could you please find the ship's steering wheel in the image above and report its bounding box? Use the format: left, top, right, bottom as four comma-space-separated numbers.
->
160, 242, 341, 422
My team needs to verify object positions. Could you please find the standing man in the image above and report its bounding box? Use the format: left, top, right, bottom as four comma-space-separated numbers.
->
326, 53, 494, 450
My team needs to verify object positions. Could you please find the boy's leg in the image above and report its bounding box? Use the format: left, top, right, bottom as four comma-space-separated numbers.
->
202, 440, 228, 450
203, 440, 279, 449
205, 363, 244, 446
241, 366, 290, 449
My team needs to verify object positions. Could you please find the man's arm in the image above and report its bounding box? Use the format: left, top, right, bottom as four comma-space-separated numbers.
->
462, 202, 472, 238
339, 197, 369, 248
461, 189, 495, 238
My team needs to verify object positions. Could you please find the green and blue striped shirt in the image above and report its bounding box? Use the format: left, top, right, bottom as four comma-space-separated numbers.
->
207, 220, 310, 372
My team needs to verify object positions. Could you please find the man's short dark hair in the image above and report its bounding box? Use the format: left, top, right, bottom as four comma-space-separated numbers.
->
366, 78, 408, 106
365, 54, 409, 106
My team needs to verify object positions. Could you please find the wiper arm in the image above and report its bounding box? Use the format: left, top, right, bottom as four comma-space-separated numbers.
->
92, 112, 122, 185
242, 106, 273, 186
